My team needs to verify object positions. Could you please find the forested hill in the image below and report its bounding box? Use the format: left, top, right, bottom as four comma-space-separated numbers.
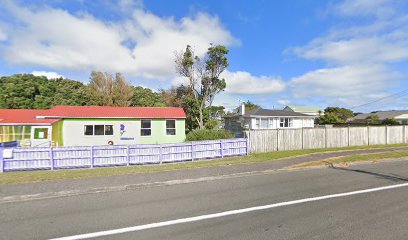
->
0, 74, 165, 109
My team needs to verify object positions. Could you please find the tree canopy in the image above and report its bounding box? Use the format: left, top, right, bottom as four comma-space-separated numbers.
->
0, 74, 92, 109
175, 44, 229, 129
317, 107, 355, 124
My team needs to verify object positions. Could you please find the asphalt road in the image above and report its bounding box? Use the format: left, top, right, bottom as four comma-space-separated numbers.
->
1, 160, 408, 240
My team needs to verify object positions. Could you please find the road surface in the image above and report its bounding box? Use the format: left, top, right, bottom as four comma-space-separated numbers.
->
1, 159, 408, 239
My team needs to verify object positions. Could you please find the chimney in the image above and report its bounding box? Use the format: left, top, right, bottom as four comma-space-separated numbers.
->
241, 103, 245, 116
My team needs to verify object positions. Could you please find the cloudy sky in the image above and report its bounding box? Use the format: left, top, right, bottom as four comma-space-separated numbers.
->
0, 0, 407, 112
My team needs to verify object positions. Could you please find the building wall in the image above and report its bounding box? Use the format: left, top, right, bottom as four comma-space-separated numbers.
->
61, 118, 185, 146
249, 117, 314, 129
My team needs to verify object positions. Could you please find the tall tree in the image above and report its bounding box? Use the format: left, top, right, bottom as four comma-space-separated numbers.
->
112, 73, 133, 107
243, 100, 260, 111
317, 107, 355, 124
88, 71, 133, 107
0, 74, 91, 109
132, 86, 165, 107
175, 44, 229, 129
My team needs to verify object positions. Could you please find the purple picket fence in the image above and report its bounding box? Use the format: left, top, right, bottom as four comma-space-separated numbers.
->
0, 138, 248, 172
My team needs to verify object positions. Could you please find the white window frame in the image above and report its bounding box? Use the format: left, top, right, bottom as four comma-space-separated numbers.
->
279, 118, 293, 128
166, 119, 176, 136
140, 119, 152, 137
83, 125, 114, 136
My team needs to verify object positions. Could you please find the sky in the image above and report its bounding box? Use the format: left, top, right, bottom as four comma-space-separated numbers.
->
0, 0, 408, 112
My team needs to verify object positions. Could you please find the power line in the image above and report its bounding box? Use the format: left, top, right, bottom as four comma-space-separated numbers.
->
350, 88, 408, 110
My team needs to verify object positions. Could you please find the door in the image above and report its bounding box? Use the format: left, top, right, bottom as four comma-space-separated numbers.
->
31, 126, 52, 147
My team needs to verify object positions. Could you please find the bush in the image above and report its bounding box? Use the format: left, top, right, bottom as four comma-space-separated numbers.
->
186, 129, 235, 141
204, 120, 219, 130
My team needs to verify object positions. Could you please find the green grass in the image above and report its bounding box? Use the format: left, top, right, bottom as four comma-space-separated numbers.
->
294, 150, 408, 168
1, 143, 408, 185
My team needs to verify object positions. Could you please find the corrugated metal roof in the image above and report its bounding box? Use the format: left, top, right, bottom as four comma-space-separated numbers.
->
0, 106, 186, 125
286, 106, 322, 112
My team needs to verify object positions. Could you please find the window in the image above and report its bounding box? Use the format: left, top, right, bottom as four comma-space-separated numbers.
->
84, 125, 93, 135
268, 118, 274, 128
260, 118, 268, 129
141, 120, 151, 136
166, 120, 176, 135
280, 118, 293, 128
84, 125, 113, 136
94, 125, 104, 135
255, 118, 260, 129
105, 125, 113, 135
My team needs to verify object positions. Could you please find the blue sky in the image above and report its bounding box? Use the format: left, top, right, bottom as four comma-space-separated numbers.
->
0, 0, 408, 112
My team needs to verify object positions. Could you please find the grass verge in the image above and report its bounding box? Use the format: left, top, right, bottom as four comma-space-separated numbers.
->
1, 143, 408, 185
292, 150, 408, 168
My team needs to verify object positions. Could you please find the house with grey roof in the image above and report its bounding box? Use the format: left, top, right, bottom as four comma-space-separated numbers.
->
283, 105, 322, 117
352, 110, 408, 125
224, 104, 315, 137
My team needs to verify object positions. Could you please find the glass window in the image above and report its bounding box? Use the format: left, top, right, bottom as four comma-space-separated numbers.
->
141, 120, 151, 136
261, 118, 268, 129
166, 120, 176, 135
105, 125, 113, 135
280, 118, 293, 128
94, 125, 104, 135
255, 118, 260, 128
84, 125, 93, 135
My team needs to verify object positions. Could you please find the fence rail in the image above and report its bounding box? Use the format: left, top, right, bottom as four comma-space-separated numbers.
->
0, 138, 248, 172
246, 126, 408, 153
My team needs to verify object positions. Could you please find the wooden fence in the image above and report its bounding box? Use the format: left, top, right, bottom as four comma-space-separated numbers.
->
246, 126, 408, 153
0, 138, 248, 172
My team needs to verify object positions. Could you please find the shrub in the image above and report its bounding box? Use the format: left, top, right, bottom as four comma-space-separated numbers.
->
204, 120, 219, 130
186, 129, 234, 141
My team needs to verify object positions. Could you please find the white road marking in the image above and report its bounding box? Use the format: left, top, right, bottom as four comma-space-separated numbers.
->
49, 182, 408, 240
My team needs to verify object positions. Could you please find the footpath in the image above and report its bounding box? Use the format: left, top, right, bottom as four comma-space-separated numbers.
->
1, 147, 407, 203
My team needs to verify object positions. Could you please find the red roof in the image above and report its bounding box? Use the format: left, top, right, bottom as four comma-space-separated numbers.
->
0, 106, 186, 125
0, 109, 61, 125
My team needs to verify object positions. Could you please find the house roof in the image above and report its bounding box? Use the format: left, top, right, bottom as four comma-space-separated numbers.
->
353, 110, 408, 120
0, 106, 186, 125
225, 108, 313, 118
285, 106, 321, 113
0, 109, 61, 125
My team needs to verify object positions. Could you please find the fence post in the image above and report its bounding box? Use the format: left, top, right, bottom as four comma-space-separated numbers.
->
404, 126, 407, 144
191, 142, 195, 161
301, 128, 304, 150
276, 129, 280, 151
126, 145, 130, 166
385, 126, 389, 145
0, 147, 3, 173
159, 145, 163, 164
348, 126, 351, 147
90, 146, 94, 168
246, 138, 249, 156
220, 140, 224, 158
367, 126, 370, 146
49, 147, 54, 170
325, 127, 328, 149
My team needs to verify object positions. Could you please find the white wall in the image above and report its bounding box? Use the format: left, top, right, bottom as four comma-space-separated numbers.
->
62, 120, 140, 146
249, 117, 314, 129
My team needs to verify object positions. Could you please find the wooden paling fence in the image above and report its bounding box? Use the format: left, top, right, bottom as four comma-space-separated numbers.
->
0, 138, 248, 172
246, 126, 408, 153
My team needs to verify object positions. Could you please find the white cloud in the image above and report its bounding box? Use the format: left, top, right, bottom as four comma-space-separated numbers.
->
287, 0, 408, 108
222, 70, 286, 95
172, 70, 286, 95
290, 64, 400, 106
1, 3, 238, 80
334, 0, 397, 19
31, 71, 65, 79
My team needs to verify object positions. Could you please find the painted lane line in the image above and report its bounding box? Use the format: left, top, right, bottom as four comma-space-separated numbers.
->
49, 182, 408, 240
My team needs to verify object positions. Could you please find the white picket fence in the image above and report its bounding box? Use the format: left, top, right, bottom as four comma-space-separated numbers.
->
246, 126, 408, 153
0, 138, 248, 172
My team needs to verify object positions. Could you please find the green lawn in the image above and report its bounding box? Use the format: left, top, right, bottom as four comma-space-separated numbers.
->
1, 143, 408, 185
